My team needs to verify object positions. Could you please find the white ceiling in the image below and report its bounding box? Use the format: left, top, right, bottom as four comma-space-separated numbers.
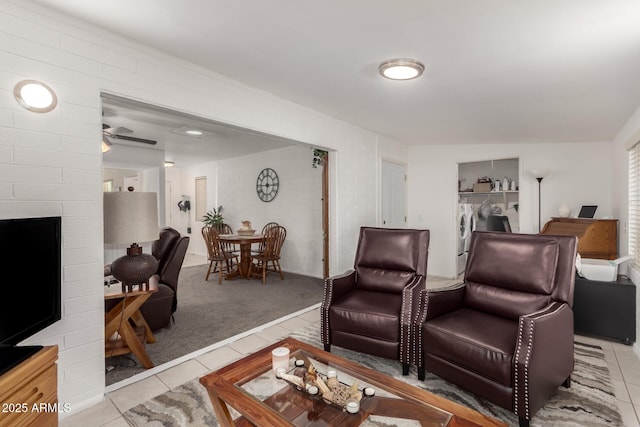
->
100, 95, 300, 168
33, 0, 640, 156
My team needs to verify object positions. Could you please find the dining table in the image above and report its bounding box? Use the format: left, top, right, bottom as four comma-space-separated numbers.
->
219, 233, 264, 279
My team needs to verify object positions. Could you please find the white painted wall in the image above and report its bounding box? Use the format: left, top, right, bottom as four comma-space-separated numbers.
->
408, 142, 614, 278
181, 145, 324, 277
0, 1, 405, 416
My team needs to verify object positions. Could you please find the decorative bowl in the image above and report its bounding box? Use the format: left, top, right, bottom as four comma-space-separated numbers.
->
237, 229, 256, 236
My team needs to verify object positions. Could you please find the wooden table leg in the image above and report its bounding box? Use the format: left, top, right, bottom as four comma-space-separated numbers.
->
238, 243, 252, 278
131, 310, 157, 344
118, 319, 154, 368
206, 389, 235, 427
104, 293, 155, 368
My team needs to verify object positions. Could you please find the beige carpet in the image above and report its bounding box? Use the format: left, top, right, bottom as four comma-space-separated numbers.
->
106, 264, 324, 385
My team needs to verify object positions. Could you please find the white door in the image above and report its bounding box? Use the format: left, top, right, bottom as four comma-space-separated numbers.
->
381, 161, 407, 228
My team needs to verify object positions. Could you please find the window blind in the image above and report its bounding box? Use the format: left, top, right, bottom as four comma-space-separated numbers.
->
195, 176, 207, 221
629, 144, 640, 267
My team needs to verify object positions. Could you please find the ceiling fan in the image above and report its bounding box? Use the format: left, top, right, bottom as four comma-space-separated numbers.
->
102, 123, 157, 147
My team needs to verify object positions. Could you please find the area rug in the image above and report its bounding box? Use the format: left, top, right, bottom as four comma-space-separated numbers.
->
123, 324, 624, 427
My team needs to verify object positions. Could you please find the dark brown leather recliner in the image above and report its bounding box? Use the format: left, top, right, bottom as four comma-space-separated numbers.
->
140, 227, 190, 331
321, 226, 430, 375
416, 231, 577, 427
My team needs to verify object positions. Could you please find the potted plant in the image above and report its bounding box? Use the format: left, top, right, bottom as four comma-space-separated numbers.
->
202, 205, 224, 226
312, 149, 328, 168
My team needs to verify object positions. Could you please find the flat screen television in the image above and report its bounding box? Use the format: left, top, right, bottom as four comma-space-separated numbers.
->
0, 216, 62, 375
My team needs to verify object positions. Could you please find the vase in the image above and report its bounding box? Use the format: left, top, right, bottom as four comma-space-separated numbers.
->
558, 203, 571, 217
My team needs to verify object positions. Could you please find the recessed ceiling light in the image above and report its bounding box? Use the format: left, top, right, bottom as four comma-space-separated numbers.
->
172, 126, 206, 137
379, 59, 425, 80
164, 161, 175, 167
14, 79, 58, 112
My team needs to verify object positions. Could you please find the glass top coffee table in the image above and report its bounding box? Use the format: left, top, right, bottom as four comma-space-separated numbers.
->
199, 337, 506, 427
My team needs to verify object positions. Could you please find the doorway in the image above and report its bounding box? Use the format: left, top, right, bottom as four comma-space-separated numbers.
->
381, 160, 407, 228
101, 93, 330, 277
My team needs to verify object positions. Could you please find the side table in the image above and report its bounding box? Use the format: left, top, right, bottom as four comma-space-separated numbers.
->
104, 275, 158, 368
574, 274, 636, 345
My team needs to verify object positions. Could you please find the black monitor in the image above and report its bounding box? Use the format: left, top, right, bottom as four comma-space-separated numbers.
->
0, 216, 62, 375
578, 205, 597, 218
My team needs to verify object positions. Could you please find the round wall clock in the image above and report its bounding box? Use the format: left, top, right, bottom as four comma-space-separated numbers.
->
256, 168, 279, 202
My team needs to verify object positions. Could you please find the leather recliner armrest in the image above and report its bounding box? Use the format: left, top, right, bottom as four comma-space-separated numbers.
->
412, 283, 466, 366
321, 270, 356, 345
513, 302, 574, 421
322, 270, 357, 305
421, 282, 466, 321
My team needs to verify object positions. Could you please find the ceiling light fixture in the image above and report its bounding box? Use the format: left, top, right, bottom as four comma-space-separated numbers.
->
379, 58, 425, 80
172, 126, 206, 137
14, 79, 58, 112
164, 161, 175, 167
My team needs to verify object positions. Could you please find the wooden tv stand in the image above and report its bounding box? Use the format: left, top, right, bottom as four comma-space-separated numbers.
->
0, 345, 58, 427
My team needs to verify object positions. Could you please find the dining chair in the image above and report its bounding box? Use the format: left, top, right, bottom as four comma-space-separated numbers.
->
202, 226, 239, 284
252, 222, 280, 255
212, 223, 238, 268
248, 225, 286, 284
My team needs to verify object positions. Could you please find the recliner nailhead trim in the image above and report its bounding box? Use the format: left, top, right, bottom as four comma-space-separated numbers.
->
401, 276, 421, 364
321, 277, 332, 344
515, 316, 535, 420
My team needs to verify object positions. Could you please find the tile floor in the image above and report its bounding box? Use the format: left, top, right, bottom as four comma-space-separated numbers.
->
60, 267, 640, 427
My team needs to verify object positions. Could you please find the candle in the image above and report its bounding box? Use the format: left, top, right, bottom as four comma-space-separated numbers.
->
326, 369, 338, 389
271, 347, 290, 374
275, 367, 286, 378
346, 401, 359, 414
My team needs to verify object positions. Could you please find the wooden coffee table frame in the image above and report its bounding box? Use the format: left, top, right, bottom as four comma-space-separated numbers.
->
199, 337, 507, 427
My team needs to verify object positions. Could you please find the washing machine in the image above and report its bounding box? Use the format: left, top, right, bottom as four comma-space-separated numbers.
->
456, 204, 473, 275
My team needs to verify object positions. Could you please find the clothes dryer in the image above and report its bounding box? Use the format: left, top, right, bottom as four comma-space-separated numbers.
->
462, 203, 476, 253
456, 204, 471, 275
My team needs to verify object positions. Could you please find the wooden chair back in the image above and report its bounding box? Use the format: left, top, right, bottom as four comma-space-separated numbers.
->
212, 223, 236, 252
202, 226, 225, 260
263, 225, 287, 259
256, 222, 279, 253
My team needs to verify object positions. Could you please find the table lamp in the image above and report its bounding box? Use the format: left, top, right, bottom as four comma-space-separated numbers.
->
104, 190, 159, 292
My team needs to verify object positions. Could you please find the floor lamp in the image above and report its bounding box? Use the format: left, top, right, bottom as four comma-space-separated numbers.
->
530, 169, 550, 232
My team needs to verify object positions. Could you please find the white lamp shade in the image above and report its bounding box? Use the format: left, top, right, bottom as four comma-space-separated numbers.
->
104, 192, 159, 245
530, 168, 551, 179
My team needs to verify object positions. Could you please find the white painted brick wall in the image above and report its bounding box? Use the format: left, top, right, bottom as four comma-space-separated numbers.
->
1, 0, 404, 416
